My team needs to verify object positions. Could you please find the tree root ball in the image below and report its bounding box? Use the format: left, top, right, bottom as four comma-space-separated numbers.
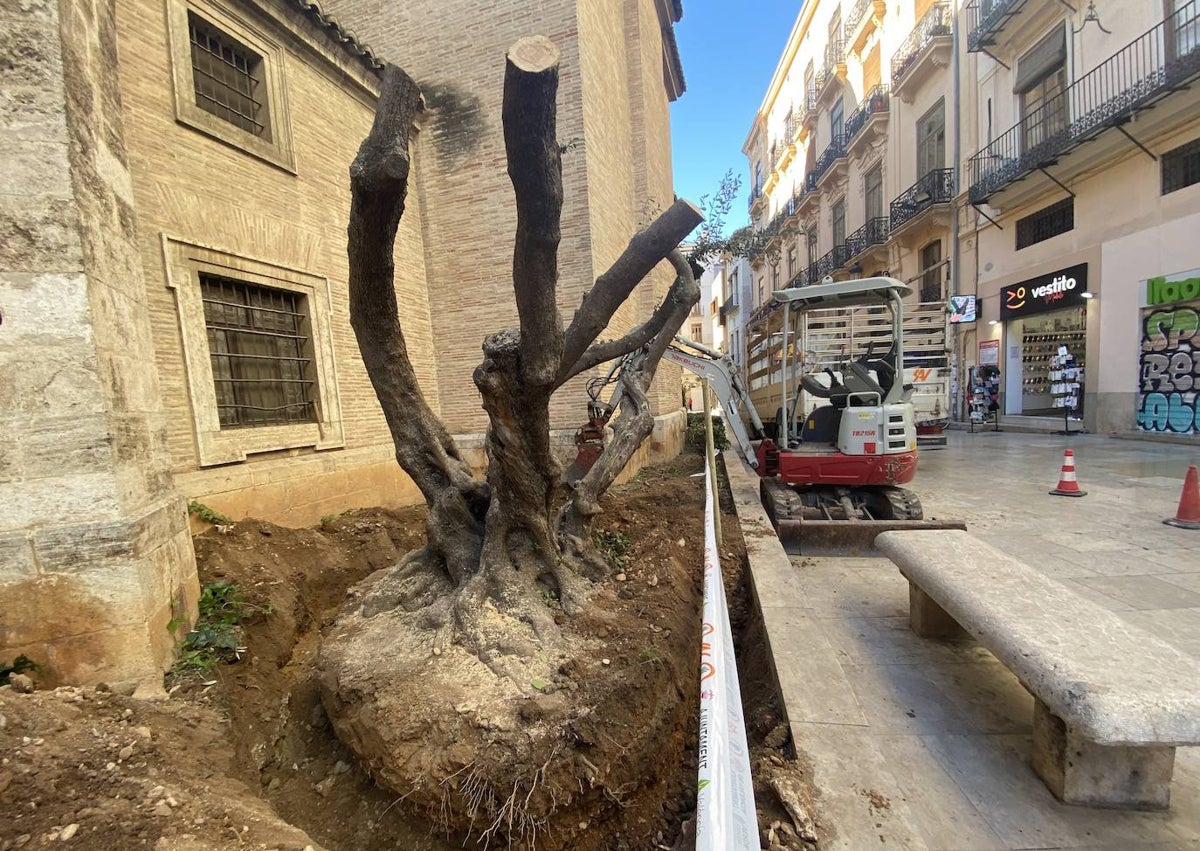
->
315, 548, 699, 849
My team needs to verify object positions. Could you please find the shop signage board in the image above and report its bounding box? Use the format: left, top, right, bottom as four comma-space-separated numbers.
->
1136, 268, 1199, 435
948, 295, 976, 323
979, 339, 1000, 366
1000, 263, 1088, 320
1142, 269, 1200, 307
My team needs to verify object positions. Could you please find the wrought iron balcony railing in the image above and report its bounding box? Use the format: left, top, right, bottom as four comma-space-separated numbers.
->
807, 132, 848, 190
816, 244, 851, 279
845, 85, 890, 143
748, 183, 764, 212
815, 36, 847, 93
844, 0, 872, 41
785, 264, 823, 289
845, 216, 890, 259
891, 2, 951, 88
803, 84, 819, 120
968, 1, 1200, 203
784, 110, 797, 142
965, 0, 1026, 53
890, 168, 954, 231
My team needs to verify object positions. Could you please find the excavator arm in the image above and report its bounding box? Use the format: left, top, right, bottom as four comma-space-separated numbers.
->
662, 337, 764, 469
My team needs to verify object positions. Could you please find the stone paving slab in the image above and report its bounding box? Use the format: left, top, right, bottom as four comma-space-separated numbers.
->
729, 432, 1200, 850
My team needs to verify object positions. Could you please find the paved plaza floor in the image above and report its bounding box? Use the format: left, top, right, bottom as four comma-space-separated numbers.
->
778, 432, 1200, 850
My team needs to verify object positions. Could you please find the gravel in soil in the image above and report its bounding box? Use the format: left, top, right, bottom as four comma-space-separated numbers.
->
0, 452, 821, 850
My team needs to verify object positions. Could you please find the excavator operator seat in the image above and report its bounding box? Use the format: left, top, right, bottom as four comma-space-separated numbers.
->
800, 404, 842, 445
856, 344, 898, 397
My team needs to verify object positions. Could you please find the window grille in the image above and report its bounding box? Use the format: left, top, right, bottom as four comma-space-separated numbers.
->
200, 274, 317, 428
188, 12, 269, 138
1015, 197, 1074, 249
1162, 137, 1200, 195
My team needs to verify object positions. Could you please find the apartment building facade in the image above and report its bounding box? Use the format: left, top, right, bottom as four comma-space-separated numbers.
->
962, 0, 1200, 438
739, 0, 957, 424
740, 0, 1200, 440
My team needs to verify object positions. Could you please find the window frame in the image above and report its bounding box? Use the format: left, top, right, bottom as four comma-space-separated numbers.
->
163, 235, 344, 466
832, 197, 846, 247
1015, 197, 1075, 249
864, 163, 884, 221
1162, 136, 1200, 195
166, 0, 296, 172
916, 99, 946, 176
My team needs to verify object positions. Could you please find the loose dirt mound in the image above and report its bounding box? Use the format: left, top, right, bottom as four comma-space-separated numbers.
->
314, 457, 708, 849
0, 454, 823, 850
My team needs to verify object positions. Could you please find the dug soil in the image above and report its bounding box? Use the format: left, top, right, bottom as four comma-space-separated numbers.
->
0, 453, 822, 850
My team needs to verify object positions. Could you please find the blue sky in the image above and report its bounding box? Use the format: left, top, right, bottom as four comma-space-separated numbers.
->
670, 2, 800, 235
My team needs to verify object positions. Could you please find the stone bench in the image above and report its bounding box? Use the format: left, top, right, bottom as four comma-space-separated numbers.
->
876, 529, 1200, 811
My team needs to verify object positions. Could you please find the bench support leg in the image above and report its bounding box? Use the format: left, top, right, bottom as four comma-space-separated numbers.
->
1031, 698, 1175, 810
908, 583, 969, 639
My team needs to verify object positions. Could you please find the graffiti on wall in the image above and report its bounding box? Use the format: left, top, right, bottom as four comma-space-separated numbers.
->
1137, 304, 1199, 434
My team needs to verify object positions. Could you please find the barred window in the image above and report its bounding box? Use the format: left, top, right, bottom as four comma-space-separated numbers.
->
200, 274, 317, 428
188, 12, 270, 139
1162, 137, 1200, 195
1015, 197, 1073, 249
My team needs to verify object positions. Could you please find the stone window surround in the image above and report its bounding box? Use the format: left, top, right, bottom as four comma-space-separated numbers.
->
162, 235, 345, 467
165, 0, 297, 173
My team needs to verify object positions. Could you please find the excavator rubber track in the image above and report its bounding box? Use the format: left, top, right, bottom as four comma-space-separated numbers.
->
762, 479, 965, 556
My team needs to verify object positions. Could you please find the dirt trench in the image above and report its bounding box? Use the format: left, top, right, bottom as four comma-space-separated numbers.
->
0, 453, 822, 850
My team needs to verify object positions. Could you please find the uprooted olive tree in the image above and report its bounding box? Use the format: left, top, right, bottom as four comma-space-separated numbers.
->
317, 37, 707, 846
345, 39, 702, 651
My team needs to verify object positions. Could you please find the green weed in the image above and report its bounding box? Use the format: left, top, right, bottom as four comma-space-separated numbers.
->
170, 581, 269, 675
187, 500, 233, 526
593, 529, 630, 567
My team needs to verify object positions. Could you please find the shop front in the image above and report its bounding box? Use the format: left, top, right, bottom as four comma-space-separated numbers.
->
999, 263, 1090, 421
1136, 269, 1200, 436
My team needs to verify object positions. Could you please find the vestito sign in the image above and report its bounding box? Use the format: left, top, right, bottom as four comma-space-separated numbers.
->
1000, 263, 1088, 320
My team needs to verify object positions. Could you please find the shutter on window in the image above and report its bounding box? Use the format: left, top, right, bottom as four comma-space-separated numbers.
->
1014, 24, 1066, 94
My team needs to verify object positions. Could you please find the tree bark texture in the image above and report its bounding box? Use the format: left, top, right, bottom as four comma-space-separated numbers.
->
346, 46, 703, 629
346, 65, 488, 585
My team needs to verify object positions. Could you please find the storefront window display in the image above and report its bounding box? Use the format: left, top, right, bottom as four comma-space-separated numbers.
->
999, 264, 1088, 418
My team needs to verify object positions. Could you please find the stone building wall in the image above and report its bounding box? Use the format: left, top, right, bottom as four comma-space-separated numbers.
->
0, 0, 197, 688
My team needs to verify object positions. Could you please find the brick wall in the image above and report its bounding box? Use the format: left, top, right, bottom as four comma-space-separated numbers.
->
323, 0, 688, 431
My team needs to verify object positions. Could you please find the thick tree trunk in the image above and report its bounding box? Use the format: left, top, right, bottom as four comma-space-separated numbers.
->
346, 47, 702, 640
346, 66, 488, 586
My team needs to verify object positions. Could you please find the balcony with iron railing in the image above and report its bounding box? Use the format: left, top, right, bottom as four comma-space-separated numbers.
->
815, 244, 851, 279
844, 216, 890, 261
891, 2, 952, 98
816, 35, 847, 100
890, 168, 954, 232
965, 0, 1027, 53
968, 2, 1200, 204
799, 84, 819, 138
844, 0, 887, 54
748, 183, 764, 213
785, 264, 822, 289
807, 132, 848, 190
844, 85, 890, 152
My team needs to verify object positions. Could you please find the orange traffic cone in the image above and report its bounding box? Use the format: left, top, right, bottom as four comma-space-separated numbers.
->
1164, 464, 1200, 530
1049, 448, 1087, 497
